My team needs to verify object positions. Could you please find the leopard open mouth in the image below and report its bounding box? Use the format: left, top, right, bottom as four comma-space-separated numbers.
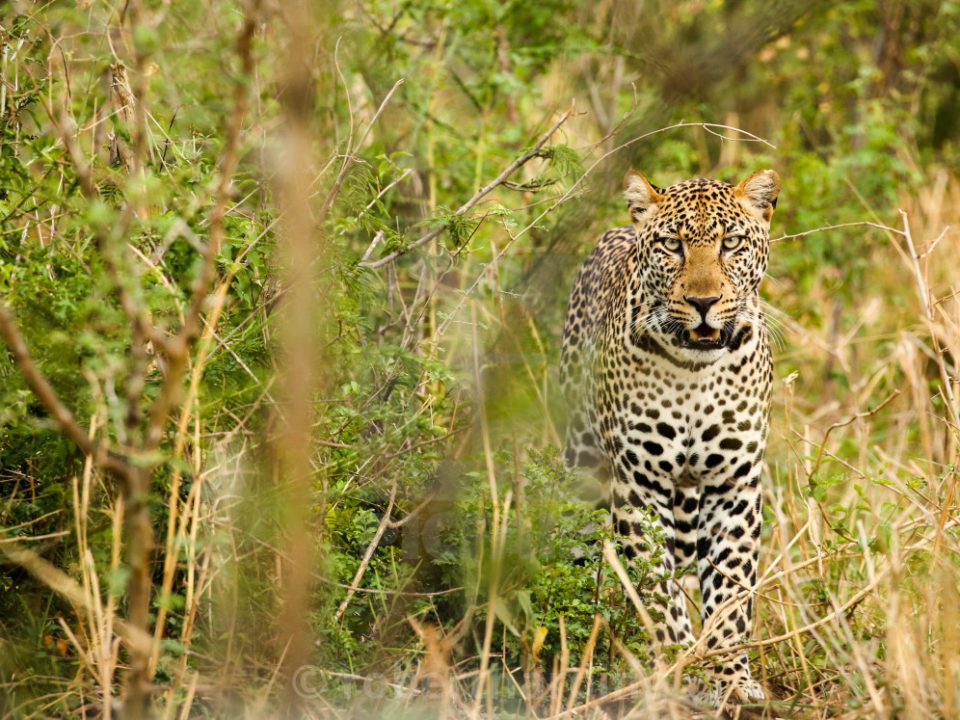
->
678, 322, 730, 350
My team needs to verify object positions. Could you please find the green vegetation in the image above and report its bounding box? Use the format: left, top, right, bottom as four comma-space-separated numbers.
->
2, 0, 960, 717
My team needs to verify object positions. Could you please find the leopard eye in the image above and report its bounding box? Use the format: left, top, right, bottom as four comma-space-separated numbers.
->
660, 236, 682, 253
722, 235, 746, 251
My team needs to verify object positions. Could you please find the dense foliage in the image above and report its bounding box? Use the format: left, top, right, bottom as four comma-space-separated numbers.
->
2, 0, 960, 717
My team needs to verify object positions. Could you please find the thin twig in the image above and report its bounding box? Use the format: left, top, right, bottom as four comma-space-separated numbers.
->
318, 75, 405, 228
899, 209, 959, 430
36, 64, 167, 355
360, 101, 578, 269
359, 230, 385, 263
772, 220, 905, 243
334, 480, 398, 623
807, 390, 900, 482
698, 565, 889, 660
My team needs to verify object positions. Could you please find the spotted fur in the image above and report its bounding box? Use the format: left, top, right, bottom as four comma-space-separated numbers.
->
559, 169, 780, 706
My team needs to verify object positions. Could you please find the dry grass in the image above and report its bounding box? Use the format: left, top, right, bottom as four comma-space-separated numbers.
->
3, 3, 960, 719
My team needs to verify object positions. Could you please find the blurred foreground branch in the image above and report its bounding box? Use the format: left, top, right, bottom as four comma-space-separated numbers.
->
0, 538, 152, 656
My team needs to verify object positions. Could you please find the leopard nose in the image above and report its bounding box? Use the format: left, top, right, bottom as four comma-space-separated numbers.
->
684, 295, 721, 319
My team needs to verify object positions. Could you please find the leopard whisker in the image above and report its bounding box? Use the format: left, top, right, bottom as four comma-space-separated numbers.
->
742, 308, 786, 352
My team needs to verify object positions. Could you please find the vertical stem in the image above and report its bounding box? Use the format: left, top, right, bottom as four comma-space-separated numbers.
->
123, 465, 154, 719
471, 301, 501, 717
273, 1, 331, 713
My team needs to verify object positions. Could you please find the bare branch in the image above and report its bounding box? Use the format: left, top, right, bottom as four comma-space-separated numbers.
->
360, 101, 578, 269
697, 565, 889, 661
39, 66, 169, 355
772, 220, 904, 243
899, 210, 959, 428
359, 230, 385, 263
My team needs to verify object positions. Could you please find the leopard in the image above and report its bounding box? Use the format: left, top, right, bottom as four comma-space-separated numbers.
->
559, 168, 780, 707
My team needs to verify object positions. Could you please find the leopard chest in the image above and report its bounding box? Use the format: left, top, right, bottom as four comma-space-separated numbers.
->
595, 339, 771, 493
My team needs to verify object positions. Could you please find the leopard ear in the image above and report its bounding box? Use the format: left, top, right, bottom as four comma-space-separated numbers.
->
735, 169, 780, 222
624, 170, 662, 225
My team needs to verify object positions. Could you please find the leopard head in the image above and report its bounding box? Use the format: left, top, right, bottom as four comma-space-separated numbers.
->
624, 169, 780, 360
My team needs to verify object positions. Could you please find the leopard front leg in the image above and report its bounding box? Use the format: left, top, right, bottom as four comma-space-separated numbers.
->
696, 470, 764, 706
611, 477, 695, 651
